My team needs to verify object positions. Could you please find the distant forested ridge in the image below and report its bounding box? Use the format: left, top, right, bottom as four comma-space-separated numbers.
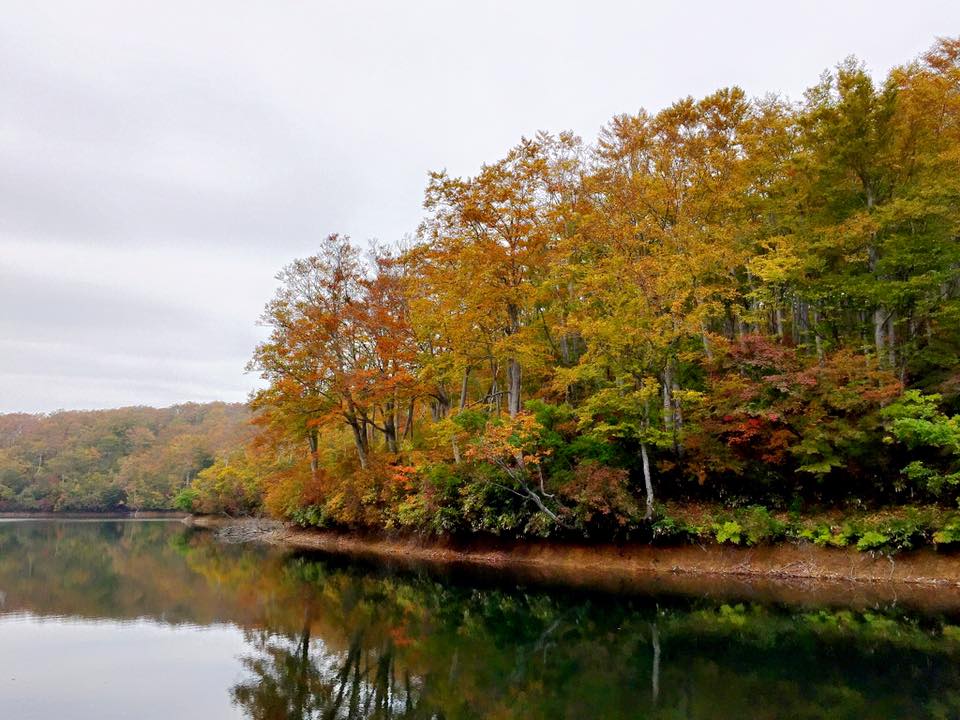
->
0, 403, 252, 512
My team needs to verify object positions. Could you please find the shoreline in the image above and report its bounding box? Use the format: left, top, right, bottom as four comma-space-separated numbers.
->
0, 511, 189, 520
185, 515, 960, 611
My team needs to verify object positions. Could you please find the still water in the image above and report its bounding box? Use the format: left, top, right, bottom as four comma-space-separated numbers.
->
1, 520, 960, 719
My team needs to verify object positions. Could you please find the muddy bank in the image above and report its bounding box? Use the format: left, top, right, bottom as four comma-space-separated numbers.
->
185, 515, 960, 611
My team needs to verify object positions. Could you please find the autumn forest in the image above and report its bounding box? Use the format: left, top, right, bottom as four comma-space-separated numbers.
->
4, 38, 960, 547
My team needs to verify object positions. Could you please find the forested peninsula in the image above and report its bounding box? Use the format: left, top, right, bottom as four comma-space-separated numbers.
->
9, 39, 960, 557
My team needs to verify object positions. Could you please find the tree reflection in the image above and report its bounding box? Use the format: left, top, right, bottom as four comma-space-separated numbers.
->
232, 614, 430, 720
226, 557, 960, 720
5, 522, 960, 719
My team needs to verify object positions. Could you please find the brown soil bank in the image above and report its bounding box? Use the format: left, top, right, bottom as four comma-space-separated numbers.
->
185, 515, 960, 612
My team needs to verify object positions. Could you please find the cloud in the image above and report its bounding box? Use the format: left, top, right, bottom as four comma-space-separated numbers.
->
0, 0, 956, 411
0, 240, 270, 411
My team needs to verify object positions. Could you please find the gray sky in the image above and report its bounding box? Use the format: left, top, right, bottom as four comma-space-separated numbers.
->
2, 1, 957, 413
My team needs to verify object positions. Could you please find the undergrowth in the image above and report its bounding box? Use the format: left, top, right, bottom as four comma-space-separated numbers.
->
652, 504, 960, 555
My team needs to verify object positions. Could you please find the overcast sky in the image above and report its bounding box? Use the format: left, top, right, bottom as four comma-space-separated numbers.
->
1, 1, 956, 413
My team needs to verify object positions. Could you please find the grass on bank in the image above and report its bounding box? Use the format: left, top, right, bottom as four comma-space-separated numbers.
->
653, 503, 960, 555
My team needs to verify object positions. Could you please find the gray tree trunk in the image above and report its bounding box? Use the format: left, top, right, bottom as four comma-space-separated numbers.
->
307, 429, 319, 482
641, 440, 654, 520
887, 312, 897, 369
651, 622, 661, 705
458, 366, 471, 410
349, 421, 368, 470
874, 308, 886, 365
662, 360, 673, 433
507, 358, 522, 417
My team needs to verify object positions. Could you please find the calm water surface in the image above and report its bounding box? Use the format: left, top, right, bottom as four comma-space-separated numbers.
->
1, 520, 960, 719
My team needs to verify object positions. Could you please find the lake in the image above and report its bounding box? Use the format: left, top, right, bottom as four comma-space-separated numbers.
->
1, 520, 959, 719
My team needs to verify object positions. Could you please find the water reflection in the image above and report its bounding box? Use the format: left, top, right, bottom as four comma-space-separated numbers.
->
233, 627, 424, 720
229, 557, 960, 719
2, 520, 960, 719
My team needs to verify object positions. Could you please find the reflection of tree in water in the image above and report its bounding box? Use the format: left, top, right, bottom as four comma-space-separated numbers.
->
233, 618, 428, 720
226, 555, 960, 720
6, 523, 960, 719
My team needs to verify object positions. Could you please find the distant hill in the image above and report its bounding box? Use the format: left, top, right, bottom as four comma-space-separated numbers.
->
0, 402, 253, 512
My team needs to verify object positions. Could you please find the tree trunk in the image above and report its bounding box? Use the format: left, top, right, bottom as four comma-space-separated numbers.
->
487, 358, 501, 414
887, 311, 897, 370
459, 366, 471, 410
867, 214, 886, 366
641, 440, 654, 520
293, 607, 313, 719
307, 428, 319, 483
432, 385, 451, 421
813, 308, 824, 364
672, 379, 683, 455
650, 622, 661, 705
662, 360, 673, 433
874, 307, 886, 366
507, 358, 522, 418
701, 325, 714, 359
506, 303, 522, 417
403, 400, 415, 439
349, 420, 368, 470
383, 416, 398, 453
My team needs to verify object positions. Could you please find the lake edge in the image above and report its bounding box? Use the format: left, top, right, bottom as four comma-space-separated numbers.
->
185, 514, 960, 612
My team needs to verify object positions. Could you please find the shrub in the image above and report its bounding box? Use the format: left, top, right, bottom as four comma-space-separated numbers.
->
933, 518, 960, 545
714, 521, 744, 545
740, 505, 787, 545
288, 504, 328, 528
559, 461, 638, 535
652, 514, 704, 544
796, 523, 852, 548
856, 531, 891, 552
710, 507, 786, 546
190, 457, 263, 516
172, 488, 199, 512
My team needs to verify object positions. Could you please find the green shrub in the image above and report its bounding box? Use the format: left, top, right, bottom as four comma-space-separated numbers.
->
933, 518, 960, 545
172, 488, 199, 512
740, 506, 787, 545
796, 524, 852, 548
289, 504, 328, 528
710, 507, 786, 547
652, 514, 704, 544
856, 531, 891, 552
652, 514, 685, 542
714, 521, 744, 545
880, 514, 930, 552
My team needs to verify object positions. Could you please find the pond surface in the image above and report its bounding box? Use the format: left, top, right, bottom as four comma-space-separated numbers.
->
1, 520, 960, 719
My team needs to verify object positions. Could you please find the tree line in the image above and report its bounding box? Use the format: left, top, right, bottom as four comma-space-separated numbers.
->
189, 38, 960, 538
0, 403, 252, 511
